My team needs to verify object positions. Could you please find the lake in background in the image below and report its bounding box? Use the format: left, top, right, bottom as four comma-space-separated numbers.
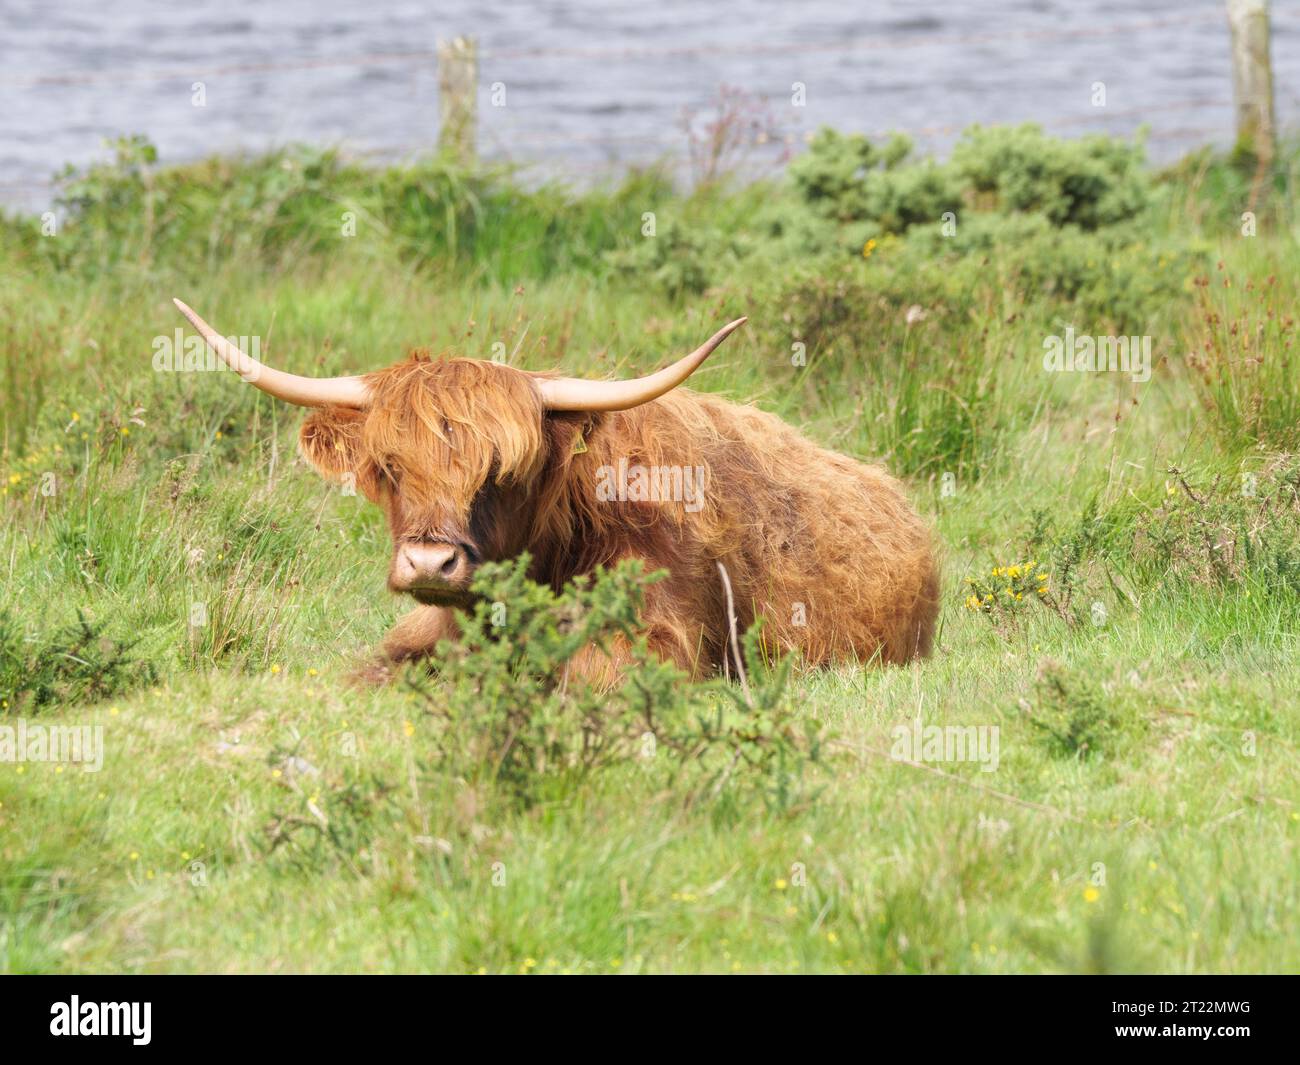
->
3, 0, 1298, 211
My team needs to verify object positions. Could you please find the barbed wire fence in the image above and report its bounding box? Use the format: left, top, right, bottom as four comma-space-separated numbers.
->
0, 5, 1292, 198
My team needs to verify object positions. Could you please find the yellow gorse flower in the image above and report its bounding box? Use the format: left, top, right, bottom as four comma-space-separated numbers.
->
964, 560, 1049, 613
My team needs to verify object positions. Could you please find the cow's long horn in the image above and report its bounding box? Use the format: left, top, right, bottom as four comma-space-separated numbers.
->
172, 299, 371, 408
536, 317, 747, 412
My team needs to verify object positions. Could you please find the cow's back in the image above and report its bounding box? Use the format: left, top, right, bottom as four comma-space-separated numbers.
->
643, 391, 940, 669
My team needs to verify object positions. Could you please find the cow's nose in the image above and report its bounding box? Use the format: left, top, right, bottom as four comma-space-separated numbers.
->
392, 542, 466, 589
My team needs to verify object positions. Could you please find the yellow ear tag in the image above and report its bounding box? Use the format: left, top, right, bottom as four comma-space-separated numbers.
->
571, 432, 588, 455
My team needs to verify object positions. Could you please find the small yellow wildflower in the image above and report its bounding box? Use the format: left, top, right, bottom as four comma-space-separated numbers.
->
1083, 886, 1101, 903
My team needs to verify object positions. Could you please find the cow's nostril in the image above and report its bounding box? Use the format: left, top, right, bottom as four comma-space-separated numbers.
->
439, 548, 460, 578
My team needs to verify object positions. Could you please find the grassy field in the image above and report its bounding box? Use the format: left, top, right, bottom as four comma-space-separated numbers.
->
2, 129, 1299, 973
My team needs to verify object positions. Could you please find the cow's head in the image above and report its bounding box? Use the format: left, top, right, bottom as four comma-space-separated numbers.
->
172, 300, 744, 606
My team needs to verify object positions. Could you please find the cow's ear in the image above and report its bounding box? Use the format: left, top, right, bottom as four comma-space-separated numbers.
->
299, 407, 372, 493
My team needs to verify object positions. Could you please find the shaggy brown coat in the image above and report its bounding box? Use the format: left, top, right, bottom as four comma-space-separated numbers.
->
298, 354, 940, 684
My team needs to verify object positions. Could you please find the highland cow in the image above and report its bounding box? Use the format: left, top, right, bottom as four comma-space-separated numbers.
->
172, 299, 940, 685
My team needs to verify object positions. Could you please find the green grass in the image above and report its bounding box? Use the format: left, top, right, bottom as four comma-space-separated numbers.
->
2, 132, 1299, 973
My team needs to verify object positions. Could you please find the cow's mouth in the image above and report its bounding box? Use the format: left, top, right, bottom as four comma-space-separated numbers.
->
408, 584, 478, 608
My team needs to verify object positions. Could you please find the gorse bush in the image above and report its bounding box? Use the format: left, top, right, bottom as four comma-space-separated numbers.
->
779, 124, 1153, 243
263, 761, 399, 876
0, 610, 156, 711
1000, 464, 1300, 638
771, 123, 1157, 248
404, 557, 829, 813
950, 125, 1153, 230
786, 129, 960, 238
604, 218, 747, 298
1131, 462, 1300, 593
963, 560, 1051, 627
1023, 660, 1120, 761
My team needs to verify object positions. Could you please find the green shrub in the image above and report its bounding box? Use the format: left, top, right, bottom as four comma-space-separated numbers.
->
1024, 661, 1119, 760
404, 557, 829, 813
0, 610, 157, 711
1131, 462, 1300, 593
604, 218, 747, 298
786, 129, 961, 236
951, 124, 1154, 230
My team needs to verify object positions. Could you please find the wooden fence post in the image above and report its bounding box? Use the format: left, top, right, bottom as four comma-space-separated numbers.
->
1226, 0, 1275, 170
437, 36, 478, 165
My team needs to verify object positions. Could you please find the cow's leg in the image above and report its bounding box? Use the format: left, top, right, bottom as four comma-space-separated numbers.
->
564, 636, 638, 692
351, 604, 460, 685
559, 561, 720, 688
564, 615, 713, 691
